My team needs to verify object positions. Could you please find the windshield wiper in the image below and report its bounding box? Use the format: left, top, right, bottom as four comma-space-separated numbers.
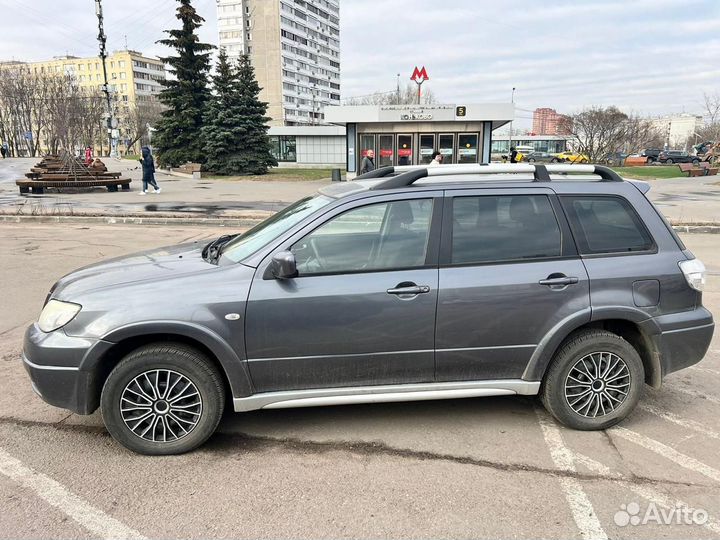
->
202, 234, 237, 263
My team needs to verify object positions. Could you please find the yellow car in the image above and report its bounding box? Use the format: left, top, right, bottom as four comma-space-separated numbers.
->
553, 151, 590, 164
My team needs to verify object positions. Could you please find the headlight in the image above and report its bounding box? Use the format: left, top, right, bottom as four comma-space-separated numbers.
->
38, 300, 81, 333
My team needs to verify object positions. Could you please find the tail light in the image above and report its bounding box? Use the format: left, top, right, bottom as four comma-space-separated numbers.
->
679, 259, 706, 292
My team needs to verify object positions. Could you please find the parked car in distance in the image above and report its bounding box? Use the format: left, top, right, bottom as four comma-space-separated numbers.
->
22, 164, 714, 455
524, 151, 561, 163
658, 150, 699, 165
639, 148, 662, 163
553, 151, 590, 164
602, 152, 628, 166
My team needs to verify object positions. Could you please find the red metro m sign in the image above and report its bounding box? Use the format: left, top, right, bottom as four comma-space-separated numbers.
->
410, 66, 429, 83
410, 66, 429, 104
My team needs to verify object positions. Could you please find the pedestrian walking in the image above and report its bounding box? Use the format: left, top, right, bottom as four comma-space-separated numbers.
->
510, 146, 519, 164
138, 146, 161, 194
428, 150, 443, 166
84, 146, 93, 165
1, 141, 8, 159
359, 149, 375, 174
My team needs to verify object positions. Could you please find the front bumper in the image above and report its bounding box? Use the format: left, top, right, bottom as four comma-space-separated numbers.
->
22, 323, 113, 415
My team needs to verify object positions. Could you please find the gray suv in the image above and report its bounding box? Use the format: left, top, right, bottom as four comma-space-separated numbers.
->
22, 164, 714, 454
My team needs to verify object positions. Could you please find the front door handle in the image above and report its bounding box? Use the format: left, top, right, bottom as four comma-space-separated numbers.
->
538, 275, 579, 287
387, 283, 431, 296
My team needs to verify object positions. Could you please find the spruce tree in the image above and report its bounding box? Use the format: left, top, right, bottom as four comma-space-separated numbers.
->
153, 0, 212, 167
203, 53, 277, 175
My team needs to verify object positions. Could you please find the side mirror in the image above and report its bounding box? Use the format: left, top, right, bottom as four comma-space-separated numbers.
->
270, 251, 297, 280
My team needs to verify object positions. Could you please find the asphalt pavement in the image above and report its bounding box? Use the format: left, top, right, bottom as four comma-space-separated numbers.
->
0, 223, 718, 539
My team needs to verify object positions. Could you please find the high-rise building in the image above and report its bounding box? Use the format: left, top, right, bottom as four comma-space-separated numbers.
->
0, 50, 165, 105
217, 0, 341, 126
532, 108, 569, 136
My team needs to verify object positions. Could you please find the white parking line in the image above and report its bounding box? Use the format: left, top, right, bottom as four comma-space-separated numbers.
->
666, 386, 720, 406
574, 452, 720, 535
0, 447, 145, 540
638, 403, 720, 441
689, 366, 720, 376
536, 410, 608, 540
610, 427, 720, 483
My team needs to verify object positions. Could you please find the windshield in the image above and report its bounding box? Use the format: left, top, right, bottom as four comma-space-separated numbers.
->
219, 195, 333, 264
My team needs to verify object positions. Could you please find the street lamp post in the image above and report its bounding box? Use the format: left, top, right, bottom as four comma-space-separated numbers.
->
95, 0, 118, 158
509, 87, 516, 158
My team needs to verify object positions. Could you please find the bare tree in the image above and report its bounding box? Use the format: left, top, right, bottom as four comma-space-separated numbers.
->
696, 92, 720, 143
343, 83, 438, 106
121, 101, 164, 154
560, 106, 663, 160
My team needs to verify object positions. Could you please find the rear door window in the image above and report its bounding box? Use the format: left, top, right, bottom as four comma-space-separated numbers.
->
561, 196, 654, 255
451, 195, 562, 264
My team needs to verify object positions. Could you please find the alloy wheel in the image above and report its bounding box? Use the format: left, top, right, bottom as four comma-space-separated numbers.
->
120, 369, 203, 442
564, 352, 631, 418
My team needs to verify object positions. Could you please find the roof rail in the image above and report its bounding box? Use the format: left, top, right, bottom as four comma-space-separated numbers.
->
354, 166, 395, 179
367, 163, 624, 190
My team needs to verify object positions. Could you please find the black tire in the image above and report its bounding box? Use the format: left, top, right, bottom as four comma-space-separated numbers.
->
101, 343, 225, 455
692, 159, 699, 166
540, 329, 644, 430
528, 157, 536, 163
665, 158, 673, 164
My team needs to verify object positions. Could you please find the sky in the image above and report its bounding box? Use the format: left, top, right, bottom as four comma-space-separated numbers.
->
1, 0, 719, 129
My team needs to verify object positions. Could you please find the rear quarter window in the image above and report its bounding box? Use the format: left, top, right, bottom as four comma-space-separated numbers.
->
561, 195, 655, 255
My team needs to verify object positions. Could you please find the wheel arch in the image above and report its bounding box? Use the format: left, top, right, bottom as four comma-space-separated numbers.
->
80, 322, 254, 413
524, 310, 662, 388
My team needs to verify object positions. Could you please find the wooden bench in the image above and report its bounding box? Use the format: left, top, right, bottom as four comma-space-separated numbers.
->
698, 162, 718, 176
678, 163, 718, 177
624, 156, 649, 166
25, 171, 122, 180
16, 178, 131, 194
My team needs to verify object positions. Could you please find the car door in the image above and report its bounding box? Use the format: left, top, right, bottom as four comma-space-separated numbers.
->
435, 188, 591, 382
245, 192, 442, 393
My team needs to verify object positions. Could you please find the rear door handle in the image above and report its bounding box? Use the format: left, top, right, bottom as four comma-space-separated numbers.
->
387, 285, 431, 295
538, 276, 579, 286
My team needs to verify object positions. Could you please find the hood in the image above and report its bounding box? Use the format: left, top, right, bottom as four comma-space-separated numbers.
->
51, 242, 215, 301
141, 146, 151, 159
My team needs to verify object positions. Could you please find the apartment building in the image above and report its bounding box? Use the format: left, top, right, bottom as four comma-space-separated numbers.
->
217, 0, 341, 126
0, 50, 165, 105
532, 108, 569, 136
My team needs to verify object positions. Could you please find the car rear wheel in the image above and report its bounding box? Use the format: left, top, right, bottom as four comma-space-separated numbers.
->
528, 158, 536, 163
101, 343, 225, 455
692, 159, 700, 166
540, 329, 644, 430
665, 158, 673, 164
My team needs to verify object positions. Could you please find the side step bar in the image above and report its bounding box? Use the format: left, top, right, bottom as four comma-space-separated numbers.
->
233, 380, 540, 412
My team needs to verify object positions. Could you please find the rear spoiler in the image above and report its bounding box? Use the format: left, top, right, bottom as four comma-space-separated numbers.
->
628, 179, 651, 194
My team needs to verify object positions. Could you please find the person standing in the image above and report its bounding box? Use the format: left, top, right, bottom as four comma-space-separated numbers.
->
428, 151, 443, 166
359, 149, 375, 175
84, 146, 93, 165
510, 146, 518, 163
138, 146, 161, 195
1, 141, 8, 159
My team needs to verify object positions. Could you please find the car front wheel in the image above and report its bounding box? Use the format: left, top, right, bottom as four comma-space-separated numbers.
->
665, 158, 673, 164
540, 329, 644, 430
101, 343, 226, 455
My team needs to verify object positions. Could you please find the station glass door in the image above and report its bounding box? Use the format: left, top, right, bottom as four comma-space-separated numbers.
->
378, 134, 394, 168
419, 134, 435, 164
397, 134, 413, 165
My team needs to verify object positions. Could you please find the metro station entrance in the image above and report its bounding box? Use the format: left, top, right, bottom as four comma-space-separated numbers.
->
357, 131, 480, 168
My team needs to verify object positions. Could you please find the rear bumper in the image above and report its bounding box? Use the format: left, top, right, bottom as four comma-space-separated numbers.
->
651, 307, 714, 377
22, 324, 113, 415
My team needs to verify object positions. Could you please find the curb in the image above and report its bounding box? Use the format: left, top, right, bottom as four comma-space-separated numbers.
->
0, 214, 260, 227
1, 214, 719, 233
